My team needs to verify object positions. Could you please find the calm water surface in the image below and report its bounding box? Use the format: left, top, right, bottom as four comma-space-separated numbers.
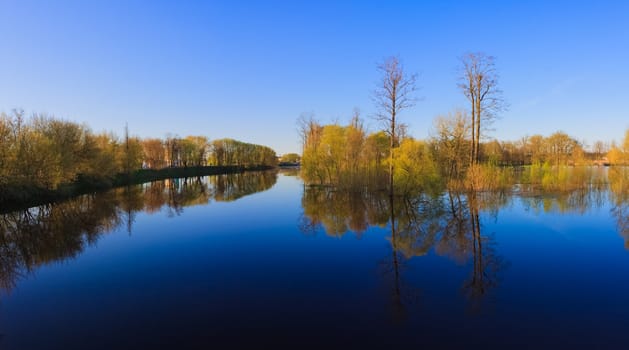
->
0, 170, 628, 349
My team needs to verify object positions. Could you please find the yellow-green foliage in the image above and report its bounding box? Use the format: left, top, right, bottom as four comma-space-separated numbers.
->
393, 139, 442, 195
609, 166, 628, 204
523, 162, 543, 184
607, 129, 629, 166
0, 112, 106, 189
431, 111, 470, 184
320, 124, 347, 185
522, 162, 603, 191
210, 138, 277, 167
0, 110, 276, 192
300, 120, 388, 189
281, 153, 301, 163
464, 163, 514, 191
300, 117, 446, 192
301, 187, 390, 237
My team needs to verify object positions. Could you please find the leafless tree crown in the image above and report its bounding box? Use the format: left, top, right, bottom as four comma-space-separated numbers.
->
457, 52, 505, 164
373, 56, 418, 137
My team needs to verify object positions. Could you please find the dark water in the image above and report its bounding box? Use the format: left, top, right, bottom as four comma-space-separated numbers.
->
0, 170, 628, 349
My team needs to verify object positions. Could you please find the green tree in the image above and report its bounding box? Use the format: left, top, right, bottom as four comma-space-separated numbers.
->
119, 134, 143, 175
280, 153, 300, 163
209, 138, 276, 167
432, 110, 470, 186
32, 115, 95, 185
363, 131, 389, 187
185, 136, 209, 166
345, 112, 366, 183
319, 124, 346, 185
393, 138, 440, 195
86, 133, 120, 179
300, 117, 325, 184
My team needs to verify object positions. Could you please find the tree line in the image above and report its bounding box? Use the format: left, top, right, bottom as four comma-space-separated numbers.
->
300, 54, 629, 192
0, 109, 277, 193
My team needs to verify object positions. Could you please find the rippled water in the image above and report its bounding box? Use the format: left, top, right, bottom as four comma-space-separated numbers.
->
0, 170, 627, 349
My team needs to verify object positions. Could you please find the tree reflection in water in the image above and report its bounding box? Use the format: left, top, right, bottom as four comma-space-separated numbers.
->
609, 167, 629, 248
462, 192, 506, 313
299, 182, 629, 317
299, 186, 507, 316
0, 170, 277, 295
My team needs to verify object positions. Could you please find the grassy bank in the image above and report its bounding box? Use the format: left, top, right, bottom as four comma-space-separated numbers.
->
0, 165, 274, 213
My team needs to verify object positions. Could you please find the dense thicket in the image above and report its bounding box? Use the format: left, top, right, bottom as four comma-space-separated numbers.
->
210, 138, 277, 167
300, 112, 629, 192
300, 116, 439, 194
0, 110, 277, 194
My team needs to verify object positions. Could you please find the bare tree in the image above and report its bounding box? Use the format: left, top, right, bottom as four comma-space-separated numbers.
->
593, 140, 607, 161
458, 53, 505, 164
297, 111, 317, 154
373, 56, 418, 195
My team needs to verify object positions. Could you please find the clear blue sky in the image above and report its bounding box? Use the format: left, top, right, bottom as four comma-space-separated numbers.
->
1, 0, 627, 155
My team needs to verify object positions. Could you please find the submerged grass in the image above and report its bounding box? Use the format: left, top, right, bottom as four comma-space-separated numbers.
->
464, 164, 516, 191
451, 163, 617, 195
519, 163, 609, 192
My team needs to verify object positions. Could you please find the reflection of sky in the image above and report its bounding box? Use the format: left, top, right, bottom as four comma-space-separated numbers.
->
2, 174, 629, 348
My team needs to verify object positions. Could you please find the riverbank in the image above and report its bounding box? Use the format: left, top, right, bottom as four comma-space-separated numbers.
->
0, 165, 275, 213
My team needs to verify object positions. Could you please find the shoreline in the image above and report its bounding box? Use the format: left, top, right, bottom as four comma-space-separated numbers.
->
0, 165, 276, 213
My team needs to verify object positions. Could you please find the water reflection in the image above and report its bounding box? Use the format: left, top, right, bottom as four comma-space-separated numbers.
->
1, 169, 628, 348
517, 189, 608, 215
462, 192, 505, 313
609, 167, 629, 248
0, 171, 277, 294
299, 181, 629, 316
515, 167, 628, 248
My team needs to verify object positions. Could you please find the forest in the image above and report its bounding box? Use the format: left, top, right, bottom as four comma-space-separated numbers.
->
300, 114, 629, 192
0, 109, 277, 205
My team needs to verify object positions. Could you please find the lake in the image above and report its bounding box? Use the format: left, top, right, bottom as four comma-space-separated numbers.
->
0, 169, 628, 349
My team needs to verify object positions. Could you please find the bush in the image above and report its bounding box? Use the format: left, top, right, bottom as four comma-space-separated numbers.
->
464, 164, 514, 191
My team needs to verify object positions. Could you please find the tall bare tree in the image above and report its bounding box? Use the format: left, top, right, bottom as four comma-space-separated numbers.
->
373, 56, 418, 195
592, 140, 607, 161
458, 53, 504, 164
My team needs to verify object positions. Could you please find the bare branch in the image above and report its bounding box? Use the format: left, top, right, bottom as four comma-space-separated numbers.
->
458, 52, 506, 164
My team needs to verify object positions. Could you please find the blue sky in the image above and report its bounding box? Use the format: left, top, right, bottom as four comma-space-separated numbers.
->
0, 0, 627, 155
